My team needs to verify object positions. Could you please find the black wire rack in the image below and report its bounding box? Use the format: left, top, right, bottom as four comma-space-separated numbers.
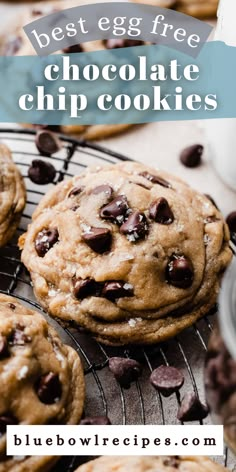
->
0, 128, 235, 471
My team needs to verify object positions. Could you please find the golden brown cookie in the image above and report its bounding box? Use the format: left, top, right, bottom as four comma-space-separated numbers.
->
0, 143, 26, 248
176, 0, 218, 19
75, 456, 230, 472
0, 294, 85, 472
19, 161, 232, 346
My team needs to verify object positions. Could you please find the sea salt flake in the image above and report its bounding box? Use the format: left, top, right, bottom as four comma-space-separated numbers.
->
17, 366, 29, 380
124, 283, 133, 291
48, 289, 57, 297
176, 224, 184, 232
128, 319, 136, 327
81, 223, 91, 233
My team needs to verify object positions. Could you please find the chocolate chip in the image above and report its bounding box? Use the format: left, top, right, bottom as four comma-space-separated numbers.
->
82, 227, 112, 253
139, 171, 171, 188
28, 160, 56, 185
80, 416, 111, 425
180, 144, 203, 168
204, 216, 219, 224
226, 211, 236, 233
3, 36, 22, 56
73, 278, 101, 300
0, 336, 8, 359
8, 303, 16, 310
100, 195, 129, 224
35, 372, 62, 404
68, 186, 85, 198
163, 457, 180, 468
109, 357, 142, 388
35, 130, 62, 157
105, 39, 144, 49
166, 255, 194, 289
62, 44, 83, 53
149, 198, 174, 225
120, 211, 148, 242
35, 228, 59, 257
71, 205, 80, 212
150, 366, 184, 397
9, 324, 31, 346
91, 185, 113, 198
102, 281, 134, 301
0, 415, 17, 437
177, 393, 209, 422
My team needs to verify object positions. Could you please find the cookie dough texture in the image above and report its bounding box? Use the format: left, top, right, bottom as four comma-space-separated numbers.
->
19, 162, 232, 346
0, 143, 26, 247
0, 294, 85, 472
75, 456, 229, 472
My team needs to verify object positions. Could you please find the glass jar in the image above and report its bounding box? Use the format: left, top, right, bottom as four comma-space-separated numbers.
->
204, 258, 236, 454
205, 0, 236, 192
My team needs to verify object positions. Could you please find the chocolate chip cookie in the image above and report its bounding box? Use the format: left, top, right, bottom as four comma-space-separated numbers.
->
75, 456, 229, 471
19, 162, 232, 346
0, 294, 85, 472
0, 143, 26, 247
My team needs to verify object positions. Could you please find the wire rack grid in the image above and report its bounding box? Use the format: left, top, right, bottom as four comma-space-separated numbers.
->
0, 128, 235, 471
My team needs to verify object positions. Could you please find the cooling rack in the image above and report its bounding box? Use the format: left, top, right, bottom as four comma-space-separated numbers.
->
0, 127, 235, 471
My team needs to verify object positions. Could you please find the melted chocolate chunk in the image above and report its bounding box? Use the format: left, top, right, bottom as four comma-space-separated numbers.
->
73, 278, 101, 300
62, 44, 83, 53
80, 416, 111, 425
139, 171, 171, 188
9, 324, 31, 346
109, 357, 142, 388
0, 415, 17, 437
102, 281, 134, 301
166, 255, 194, 289
35, 130, 62, 157
8, 303, 16, 310
68, 186, 85, 198
163, 457, 180, 468
180, 144, 203, 168
28, 159, 56, 185
104, 38, 144, 49
0, 336, 8, 359
149, 198, 174, 225
120, 211, 148, 242
35, 228, 59, 257
150, 365, 184, 397
91, 185, 113, 198
35, 372, 62, 404
3, 36, 22, 56
82, 227, 112, 253
177, 392, 209, 422
100, 195, 129, 224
